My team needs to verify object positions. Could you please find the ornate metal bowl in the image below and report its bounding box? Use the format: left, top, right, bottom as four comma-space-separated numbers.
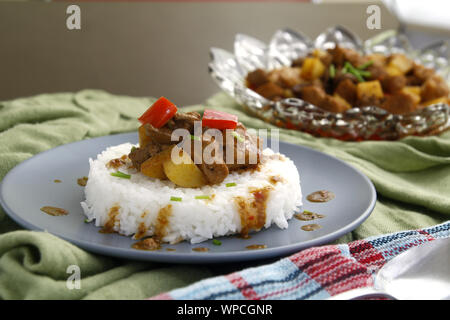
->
208, 26, 450, 141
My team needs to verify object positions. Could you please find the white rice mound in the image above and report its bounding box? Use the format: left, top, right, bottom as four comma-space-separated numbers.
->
81, 143, 302, 244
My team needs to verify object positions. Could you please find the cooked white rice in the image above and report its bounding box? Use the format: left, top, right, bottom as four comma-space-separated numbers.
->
81, 143, 302, 244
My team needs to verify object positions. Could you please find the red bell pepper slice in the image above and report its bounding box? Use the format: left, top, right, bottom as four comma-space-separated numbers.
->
202, 109, 238, 130
138, 97, 177, 128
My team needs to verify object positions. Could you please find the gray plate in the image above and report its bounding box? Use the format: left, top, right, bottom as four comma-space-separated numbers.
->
0, 133, 376, 264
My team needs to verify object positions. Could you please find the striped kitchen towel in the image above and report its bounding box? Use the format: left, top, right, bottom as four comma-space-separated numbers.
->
151, 221, 450, 300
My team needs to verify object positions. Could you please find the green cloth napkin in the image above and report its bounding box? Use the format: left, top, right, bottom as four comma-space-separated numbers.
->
0, 89, 449, 300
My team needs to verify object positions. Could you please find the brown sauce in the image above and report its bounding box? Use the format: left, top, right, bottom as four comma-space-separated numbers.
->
106, 155, 128, 170
269, 175, 284, 185
306, 190, 335, 203
166, 248, 176, 252
237, 234, 252, 240
134, 221, 148, 240
77, 176, 88, 187
132, 237, 161, 251
154, 205, 172, 239
40, 206, 68, 216
99, 205, 120, 233
246, 244, 267, 250
301, 224, 322, 231
53, 179, 62, 183
235, 186, 272, 238
294, 210, 325, 221
192, 247, 209, 252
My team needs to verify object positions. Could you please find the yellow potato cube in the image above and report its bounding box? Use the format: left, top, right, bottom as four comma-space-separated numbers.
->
388, 54, 413, 74
356, 80, 384, 100
140, 147, 172, 180
366, 53, 387, 66
312, 49, 327, 59
162, 146, 207, 188
333, 93, 352, 110
138, 125, 152, 149
386, 65, 403, 77
422, 96, 450, 107
402, 86, 421, 104
301, 57, 326, 81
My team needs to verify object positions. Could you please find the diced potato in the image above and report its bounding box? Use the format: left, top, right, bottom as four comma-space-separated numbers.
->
312, 49, 327, 59
422, 96, 450, 107
402, 86, 421, 104
140, 147, 172, 180
421, 76, 450, 102
386, 65, 403, 77
333, 93, 352, 110
162, 146, 207, 188
278, 67, 302, 87
356, 80, 384, 100
301, 57, 325, 81
382, 92, 418, 114
138, 125, 152, 148
388, 54, 413, 74
366, 53, 387, 66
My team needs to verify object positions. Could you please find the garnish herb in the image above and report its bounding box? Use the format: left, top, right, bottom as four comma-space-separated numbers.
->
358, 60, 374, 70
358, 70, 371, 77
232, 131, 244, 143
344, 62, 365, 82
226, 182, 237, 187
110, 171, 131, 179
212, 239, 222, 246
170, 196, 182, 202
195, 195, 211, 200
131, 146, 137, 153
329, 64, 336, 78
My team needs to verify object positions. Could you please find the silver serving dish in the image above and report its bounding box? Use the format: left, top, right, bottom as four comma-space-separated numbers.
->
208, 26, 450, 140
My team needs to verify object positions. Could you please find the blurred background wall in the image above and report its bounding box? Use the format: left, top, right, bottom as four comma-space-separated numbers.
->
0, 1, 447, 106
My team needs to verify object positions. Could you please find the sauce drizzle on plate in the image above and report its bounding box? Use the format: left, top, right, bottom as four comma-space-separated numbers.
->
132, 237, 161, 251
246, 244, 267, 250
301, 224, 322, 231
306, 190, 335, 203
294, 210, 325, 221
77, 177, 88, 187
40, 206, 68, 216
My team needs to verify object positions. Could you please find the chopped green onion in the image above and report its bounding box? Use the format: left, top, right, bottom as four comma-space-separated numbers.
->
344, 62, 365, 82
329, 64, 336, 78
195, 195, 211, 200
84, 218, 90, 223
358, 60, 374, 70
358, 70, 372, 77
341, 64, 349, 74
212, 239, 222, 246
226, 182, 237, 187
232, 131, 244, 143
130, 146, 137, 153
170, 196, 182, 202
190, 135, 201, 141
354, 73, 365, 83
111, 171, 131, 179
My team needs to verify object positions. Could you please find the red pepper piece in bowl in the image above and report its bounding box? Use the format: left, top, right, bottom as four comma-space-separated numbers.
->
202, 109, 238, 130
138, 97, 178, 128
